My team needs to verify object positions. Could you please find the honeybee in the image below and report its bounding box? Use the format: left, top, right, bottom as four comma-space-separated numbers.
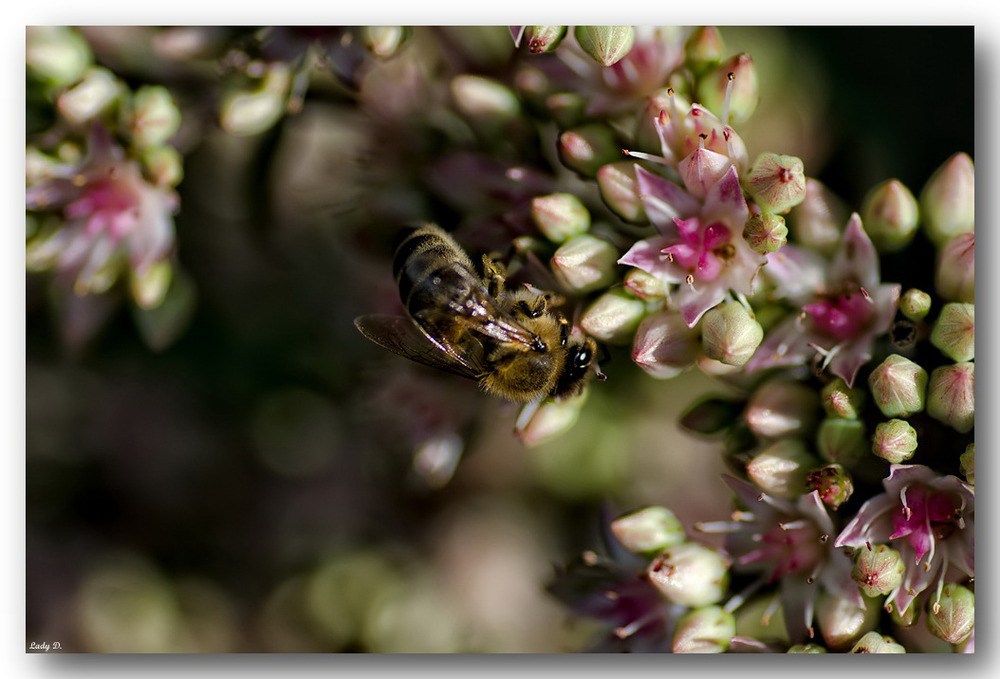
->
354, 224, 599, 403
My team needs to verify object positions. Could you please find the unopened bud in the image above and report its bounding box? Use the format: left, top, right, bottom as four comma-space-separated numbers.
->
890, 598, 919, 627
746, 439, 819, 499
817, 418, 867, 468
788, 178, 848, 255
631, 311, 700, 379
920, 152, 975, 247
926, 583, 974, 645
697, 53, 758, 123
596, 162, 646, 223
960, 443, 974, 485
647, 543, 729, 607
821, 378, 865, 420
683, 26, 725, 74
700, 302, 763, 366
573, 26, 635, 67
931, 303, 974, 362
672, 606, 735, 654
862, 179, 919, 252
623, 268, 664, 300
816, 590, 880, 650
129, 259, 172, 310
580, 288, 646, 344
850, 631, 906, 653
544, 92, 586, 128
872, 419, 918, 464
140, 145, 184, 187
868, 354, 928, 418
610, 506, 685, 555
523, 26, 567, 54
550, 234, 619, 293
899, 288, 932, 321
926, 362, 974, 434
515, 391, 587, 447
530, 192, 590, 243
935, 232, 974, 303
130, 85, 181, 149
558, 124, 621, 177
57, 66, 123, 126
451, 74, 520, 121
806, 463, 854, 510
678, 146, 733, 200
743, 213, 787, 254
744, 379, 819, 439
220, 66, 291, 136
787, 643, 827, 653
26, 26, 92, 88
362, 26, 408, 58
851, 544, 905, 597
745, 153, 806, 214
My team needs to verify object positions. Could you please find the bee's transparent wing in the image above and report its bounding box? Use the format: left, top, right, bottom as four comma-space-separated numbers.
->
354, 315, 484, 380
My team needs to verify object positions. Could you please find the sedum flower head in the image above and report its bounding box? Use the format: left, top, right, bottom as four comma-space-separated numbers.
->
834, 464, 974, 617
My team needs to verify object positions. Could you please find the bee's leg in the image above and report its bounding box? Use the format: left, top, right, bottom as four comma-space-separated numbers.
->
481, 254, 507, 298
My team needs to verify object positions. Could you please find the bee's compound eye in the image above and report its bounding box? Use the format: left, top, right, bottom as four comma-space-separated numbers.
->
574, 346, 592, 368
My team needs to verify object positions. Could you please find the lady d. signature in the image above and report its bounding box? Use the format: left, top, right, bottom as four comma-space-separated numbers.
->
28, 641, 62, 651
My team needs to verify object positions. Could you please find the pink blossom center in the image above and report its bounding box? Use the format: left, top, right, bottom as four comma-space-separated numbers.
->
662, 219, 734, 282
802, 290, 874, 341
741, 518, 824, 583
65, 172, 142, 241
890, 483, 960, 563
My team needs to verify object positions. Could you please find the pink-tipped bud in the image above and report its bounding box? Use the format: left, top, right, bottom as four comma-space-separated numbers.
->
26, 26, 92, 88
872, 419, 918, 464
523, 26, 567, 54
849, 631, 906, 654
647, 543, 729, 607
700, 301, 763, 367
623, 268, 665, 300
851, 544, 905, 597
140, 146, 184, 188
806, 463, 854, 510
130, 85, 181, 149
678, 146, 733, 200
868, 354, 928, 418
926, 362, 974, 434
926, 583, 974, 645
57, 66, 123, 126
745, 152, 807, 214
816, 590, 880, 651
744, 379, 819, 439
610, 506, 686, 555
697, 53, 758, 124
746, 438, 819, 500
557, 124, 621, 177
683, 26, 725, 74
515, 391, 587, 447
544, 92, 586, 128
816, 418, 867, 468
573, 26, 635, 67
743, 213, 788, 254
630, 311, 700, 379
935, 232, 975, 303
920, 152, 975, 247
530, 192, 590, 243
672, 606, 735, 654
362, 26, 408, 58
550, 234, 619, 293
788, 178, 848, 255
930, 302, 974, 362
596, 161, 647, 223
899, 288, 932, 321
861, 179, 919, 253
821, 378, 866, 420
579, 288, 646, 345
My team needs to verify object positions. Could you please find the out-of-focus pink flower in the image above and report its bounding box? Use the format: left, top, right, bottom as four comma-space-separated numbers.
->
746, 213, 900, 387
834, 464, 974, 617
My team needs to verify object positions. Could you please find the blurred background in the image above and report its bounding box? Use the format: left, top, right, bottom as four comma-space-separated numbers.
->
25, 25, 974, 653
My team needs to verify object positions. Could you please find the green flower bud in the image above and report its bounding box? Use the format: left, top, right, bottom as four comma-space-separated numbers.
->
889, 597, 919, 627
610, 506, 686, 555
805, 463, 854, 510
872, 419, 918, 464
579, 288, 646, 344
57, 66, 123, 126
684, 26, 725, 74
926, 362, 974, 434
926, 583, 974, 644
851, 544, 905, 597
788, 178, 848, 255
743, 213, 787, 254
868, 354, 928, 418
573, 26, 635, 67
960, 443, 974, 485
623, 268, 665, 300
850, 631, 906, 653
647, 543, 729, 607
140, 146, 184, 188
862, 179, 919, 252
672, 606, 735, 654
26, 26, 92, 88
450, 74, 520, 127
530, 193, 590, 243
700, 302, 763, 366
631, 311, 700, 379
697, 53, 758, 124
931, 302, 974, 362
816, 590, 880, 650
220, 66, 291, 136
129, 260, 172, 310
515, 390, 587, 447
544, 92, 586, 129
821, 377, 866, 419
130, 85, 181, 149
817, 418, 867, 468
746, 438, 819, 499
744, 379, 820, 439
558, 124, 622, 177
745, 153, 807, 214
524, 26, 567, 54
362, 26, 408, 58
596, 161, 646, 223
935, 232, 975, 303
920, 152, 975, 247
899, 288, 932, 321
550, 234, 619, 293
787, 643, 827, 653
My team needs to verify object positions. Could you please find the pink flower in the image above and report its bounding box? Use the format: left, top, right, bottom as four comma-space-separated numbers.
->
746, 213, 900, 387
618, 163, 765, 327
834, 464, 974, 617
